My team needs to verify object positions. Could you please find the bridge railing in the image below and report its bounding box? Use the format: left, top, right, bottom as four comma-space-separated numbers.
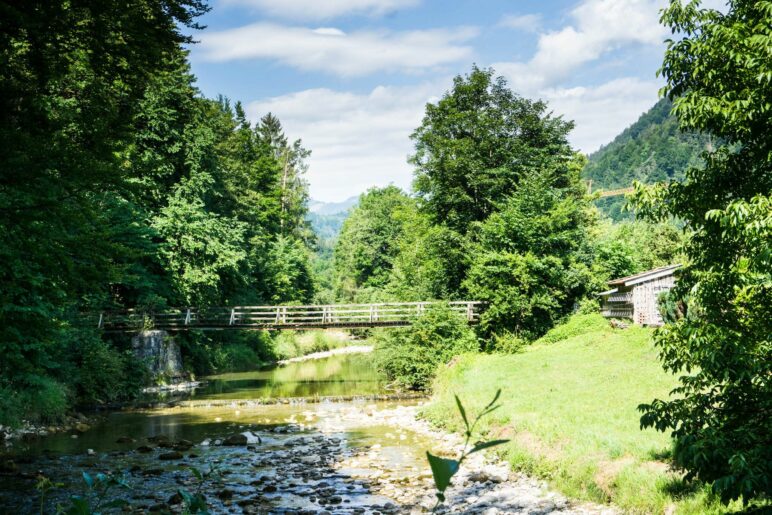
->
95, 301, 483, 331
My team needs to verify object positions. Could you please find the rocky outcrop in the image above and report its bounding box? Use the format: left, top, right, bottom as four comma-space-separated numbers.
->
131, 330, 184, 381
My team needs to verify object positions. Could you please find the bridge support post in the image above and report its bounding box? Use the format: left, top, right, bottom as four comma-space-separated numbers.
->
229, 308, 236, 326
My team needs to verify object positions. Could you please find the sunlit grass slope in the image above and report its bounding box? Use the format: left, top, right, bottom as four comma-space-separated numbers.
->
424, 314, 738, 514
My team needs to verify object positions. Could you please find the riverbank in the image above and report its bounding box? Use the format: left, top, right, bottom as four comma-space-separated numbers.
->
278, 344, 373, 364
1, 400, 616, 514
423, 315, 742, 514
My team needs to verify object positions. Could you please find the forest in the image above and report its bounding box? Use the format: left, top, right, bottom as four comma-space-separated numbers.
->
0, 0, 769, 513
1, 0, 317, 424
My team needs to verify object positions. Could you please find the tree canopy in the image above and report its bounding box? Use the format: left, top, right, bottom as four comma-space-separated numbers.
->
635, 0, 771, 504
0, 0, 316, 424
411, 66, 575, 233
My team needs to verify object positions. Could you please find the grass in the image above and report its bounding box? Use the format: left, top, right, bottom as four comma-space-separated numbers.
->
271, 329, 353, 360
423, 314, 743, 514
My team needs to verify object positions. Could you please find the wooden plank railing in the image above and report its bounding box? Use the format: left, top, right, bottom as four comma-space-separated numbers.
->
93, 301, 484, 331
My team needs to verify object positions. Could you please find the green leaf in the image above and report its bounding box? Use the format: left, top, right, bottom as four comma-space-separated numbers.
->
454, 394, 470, 432
102, 499, 129, 509
189, 467, 203, 480
484, 389, 502, 411
66, 496, 90, 515
469, 439, 510, 454
426, 451, 459, 494
81, 472, 93, 489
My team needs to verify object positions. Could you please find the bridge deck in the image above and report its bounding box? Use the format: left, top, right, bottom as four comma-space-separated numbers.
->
94, 301, 483, 332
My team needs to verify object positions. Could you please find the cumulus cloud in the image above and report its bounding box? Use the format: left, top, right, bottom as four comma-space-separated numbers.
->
495, 0, 667, 93
247, 84, 443, 201
498, 13, 542, 32
542, 77, 662, 153
221, 0, 420, 20
244, 76, 661, 201
197, 23, 478, 76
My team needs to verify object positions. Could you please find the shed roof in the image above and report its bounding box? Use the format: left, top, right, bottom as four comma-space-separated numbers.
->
607, 264, 681, 288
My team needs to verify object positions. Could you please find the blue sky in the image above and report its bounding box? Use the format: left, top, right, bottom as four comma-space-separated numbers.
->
186, 0, 682, 201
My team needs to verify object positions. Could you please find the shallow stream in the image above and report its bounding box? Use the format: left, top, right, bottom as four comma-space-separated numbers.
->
0, 352, 439, 514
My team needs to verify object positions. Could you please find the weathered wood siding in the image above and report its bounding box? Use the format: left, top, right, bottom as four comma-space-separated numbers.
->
631, 275, 675, 326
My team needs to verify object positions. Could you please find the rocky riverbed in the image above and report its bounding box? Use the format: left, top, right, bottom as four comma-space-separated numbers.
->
1, 401, 617, 514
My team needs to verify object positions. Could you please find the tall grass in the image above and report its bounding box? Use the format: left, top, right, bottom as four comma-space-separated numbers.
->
271, 330, 352, 360
423, 314, 742, 514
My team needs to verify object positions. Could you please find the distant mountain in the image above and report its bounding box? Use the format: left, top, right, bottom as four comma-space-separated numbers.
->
583, 98, 713, 220
308, 196, 359, 215
307, 196, 359, 246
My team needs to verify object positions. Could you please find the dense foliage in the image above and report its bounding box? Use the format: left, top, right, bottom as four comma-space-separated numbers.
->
584, 98, 712, 220
373, 306, 478, 390
333, 186, 416, 301
412, 66, 575, 234
635, 0, 771, 504
0, 1, 315, 424
464, 155, 595, 338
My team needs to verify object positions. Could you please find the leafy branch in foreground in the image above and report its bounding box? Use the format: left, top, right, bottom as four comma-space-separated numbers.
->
426, 389, 509, 509
63, 472, 130, 515
179, 463, 221, 515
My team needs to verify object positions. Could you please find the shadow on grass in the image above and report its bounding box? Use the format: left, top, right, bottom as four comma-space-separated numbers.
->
647, 447, 673, 461
658, 475, 702, 500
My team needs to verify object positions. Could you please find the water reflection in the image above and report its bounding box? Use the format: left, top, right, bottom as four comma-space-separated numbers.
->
191, 352, 385, 400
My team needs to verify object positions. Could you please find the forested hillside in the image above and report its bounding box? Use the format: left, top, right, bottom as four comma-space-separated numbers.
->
583, 98, 712, 219
0, 2, 316, 424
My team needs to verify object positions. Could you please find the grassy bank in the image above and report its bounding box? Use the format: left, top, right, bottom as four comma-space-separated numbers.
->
271, 330, 354, 361
423, 315, 740, 514
181, 330, 355, 377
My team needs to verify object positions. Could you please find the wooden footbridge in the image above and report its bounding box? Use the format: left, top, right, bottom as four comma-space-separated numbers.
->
94, 301, 483, 332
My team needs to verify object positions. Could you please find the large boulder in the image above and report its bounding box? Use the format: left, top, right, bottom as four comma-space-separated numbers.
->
131, 330, 184, 381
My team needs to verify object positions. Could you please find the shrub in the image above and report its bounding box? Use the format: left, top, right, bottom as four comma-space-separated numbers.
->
489, 332, 527, 354
73, 336, 148, 405
0, 375, 69, 426
536, 313, 610, 344
374, 305, 479, 390
180, 332, 273, 375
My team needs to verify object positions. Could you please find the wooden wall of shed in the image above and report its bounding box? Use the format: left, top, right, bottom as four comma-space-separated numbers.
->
632, 275, 676, 326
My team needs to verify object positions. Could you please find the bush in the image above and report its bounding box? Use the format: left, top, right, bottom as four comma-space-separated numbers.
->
536, 313, 610, 344
373, 305, 479, 390
72, 336, 148, 405
181, 332, 273, 375
489, 332, 527, 354
0, 375, 69, 426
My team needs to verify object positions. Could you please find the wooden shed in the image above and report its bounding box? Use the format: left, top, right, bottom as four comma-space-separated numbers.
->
598, 264, 680, 326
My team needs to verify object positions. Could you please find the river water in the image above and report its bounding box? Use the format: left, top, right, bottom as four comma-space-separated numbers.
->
0, 352, 440, 514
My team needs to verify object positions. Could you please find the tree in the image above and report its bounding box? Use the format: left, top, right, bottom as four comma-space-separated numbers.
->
411, 66, 574, 233
0, 0, 207, 424
257, 113, 313, 241
464, 155, 595, 338
635, 0, 771, 504
388, 210, 469, 301
333, 186, 415, 301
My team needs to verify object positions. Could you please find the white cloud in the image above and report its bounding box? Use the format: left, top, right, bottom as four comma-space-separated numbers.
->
197, 23, 478, 76
247, 84, 443, 201
542, 77, 662, 153
245, 77, 661, 201
495, 0, 667, 93
498, 13, 542, 32
221, 0, 420, 20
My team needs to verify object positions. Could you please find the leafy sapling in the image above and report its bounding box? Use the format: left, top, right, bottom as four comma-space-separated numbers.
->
178, 464, 221, 515
426, 389, 509, 509
64, 472, 130, 514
